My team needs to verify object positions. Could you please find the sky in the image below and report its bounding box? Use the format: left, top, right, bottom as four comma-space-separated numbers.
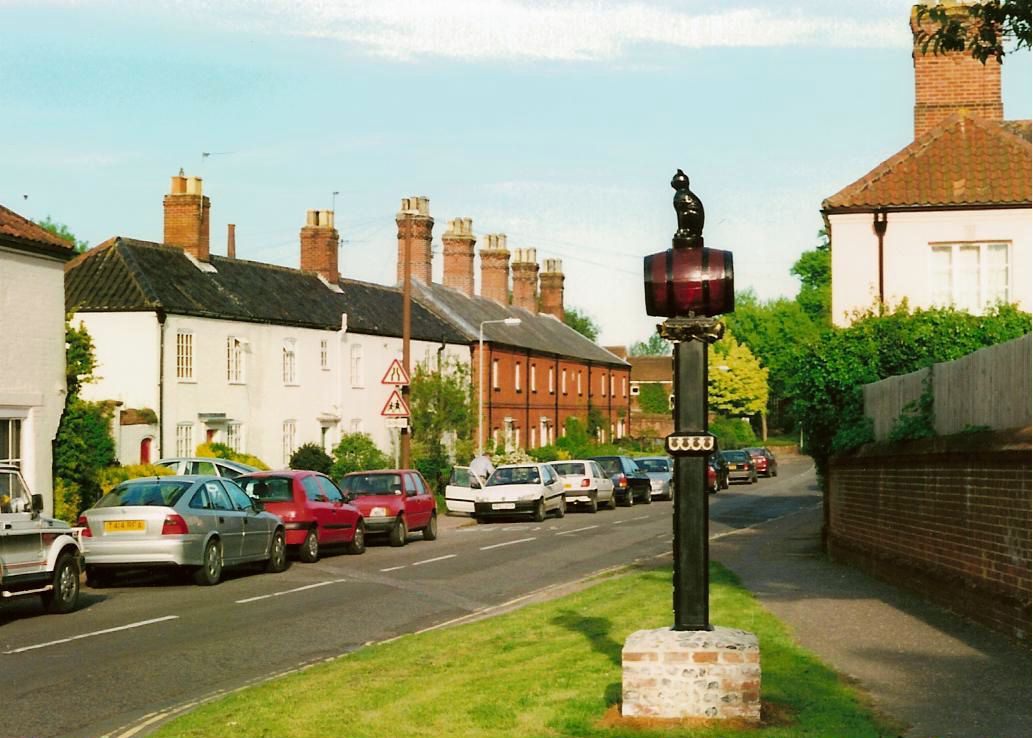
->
2, 0, 1030, 346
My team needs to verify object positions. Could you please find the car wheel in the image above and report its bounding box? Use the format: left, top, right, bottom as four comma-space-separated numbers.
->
532, 499, 546, 522
42, 553, 80, 614
772, 468, 778, 477
422, 513, 438, 541
555, 498, 566, 518
606, 493, 617, 510
588, 496, 598, 514
721, 478, 729, 490
642, 487, 652, 504
85, 565, 111, 589
299, 528, 320, 563
193, 539, 223, 586
346, 520, 366, 555
622, 491, 634, 507
265, 529, 288, 573
389, 516, 408, 547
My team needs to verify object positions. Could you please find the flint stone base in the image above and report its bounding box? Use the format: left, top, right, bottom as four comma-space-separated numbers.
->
621, 626, 761, 722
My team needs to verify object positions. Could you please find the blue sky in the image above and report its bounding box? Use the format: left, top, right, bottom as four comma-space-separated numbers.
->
2, 1, 1030, 346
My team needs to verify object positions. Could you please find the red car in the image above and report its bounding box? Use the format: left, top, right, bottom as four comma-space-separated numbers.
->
745, 447, 778, 478
338, 470, 438, 547
239, 471, 365, 562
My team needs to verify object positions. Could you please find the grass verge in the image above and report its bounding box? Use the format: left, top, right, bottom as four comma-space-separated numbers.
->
154, 563, 892, 738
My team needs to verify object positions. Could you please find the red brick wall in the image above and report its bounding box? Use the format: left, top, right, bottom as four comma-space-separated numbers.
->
829, 429, 1031, 640
163, 193, 210, 261
396, 213, 433, 284
442, 231, 475, 296
300, 225, 339, 283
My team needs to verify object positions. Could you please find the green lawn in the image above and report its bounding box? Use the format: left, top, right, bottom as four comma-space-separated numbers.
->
155, 564, 893, 738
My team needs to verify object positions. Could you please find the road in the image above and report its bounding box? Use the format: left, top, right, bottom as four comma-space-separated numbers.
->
0, 457, 817, 738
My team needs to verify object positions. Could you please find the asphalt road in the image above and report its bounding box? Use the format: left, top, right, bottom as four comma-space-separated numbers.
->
0, 457, 817, 738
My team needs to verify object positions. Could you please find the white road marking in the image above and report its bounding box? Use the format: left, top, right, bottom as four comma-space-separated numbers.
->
236, 579, 347, 604
612, 519, 626, 524
380, 565, 407, 572
4, 615, 179, 655
556, 525, 599, 536
480, 537, 536, 551
411, 554, 457, 567
630, 515, 651, 521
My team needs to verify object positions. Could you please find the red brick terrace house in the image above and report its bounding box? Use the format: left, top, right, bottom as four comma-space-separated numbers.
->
395, 198, 631, 450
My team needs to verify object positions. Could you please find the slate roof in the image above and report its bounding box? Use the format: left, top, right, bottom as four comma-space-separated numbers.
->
0, 203, 76, 258
411, 281, 628, 368
65, 237, 467, 342
823, 114, 1032, 212
629, 356, 673, 382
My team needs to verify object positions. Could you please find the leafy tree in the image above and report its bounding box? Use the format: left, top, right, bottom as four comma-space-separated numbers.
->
790, 229, 831, 326
330, 433, 391, 479
34, 216, 90, 252
709, 335, 769, 418
409, 358, 473, 444
630, 333, 672, 356
710, 416, 758, 451
563, 306, 600, 342
915, 1, 1031, 64
637, 383, 670, 414
65, 320, 97, 398
289, 443, 333, 474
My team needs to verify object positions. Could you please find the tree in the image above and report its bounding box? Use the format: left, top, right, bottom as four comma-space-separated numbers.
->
408, 357, 474, 491
330, 433, 391, 479
289, 443, 333, 474
630, 333, 672, 356
790, 229, 831, 326
709, 335, 769, 419
563, 306, 600, 342
34, 216, 90, 252
915, 1, 1031, 64
637, 383, 670, 414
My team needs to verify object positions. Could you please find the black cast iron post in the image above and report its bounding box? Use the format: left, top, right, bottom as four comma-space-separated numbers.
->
643, 170, 734, 632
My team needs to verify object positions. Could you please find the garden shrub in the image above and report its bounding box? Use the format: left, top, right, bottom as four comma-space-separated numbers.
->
289, 443, 333, 474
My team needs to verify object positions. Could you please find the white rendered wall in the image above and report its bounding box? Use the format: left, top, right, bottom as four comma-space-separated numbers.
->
829, 208, 1032, 327
0, 248, 67, 513
76, 312, 161, 410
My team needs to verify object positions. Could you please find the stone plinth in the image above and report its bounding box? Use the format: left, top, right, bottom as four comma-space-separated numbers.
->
622, 626, 761, 722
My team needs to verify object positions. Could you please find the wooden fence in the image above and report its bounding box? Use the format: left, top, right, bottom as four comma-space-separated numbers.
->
863, 333, 1032, 441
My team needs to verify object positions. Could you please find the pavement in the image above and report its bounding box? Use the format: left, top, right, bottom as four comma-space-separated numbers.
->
711, 499, 1031, 738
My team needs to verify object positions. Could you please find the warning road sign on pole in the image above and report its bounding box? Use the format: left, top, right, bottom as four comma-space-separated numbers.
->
381, 359, 411, 386
380, 389, 411, 418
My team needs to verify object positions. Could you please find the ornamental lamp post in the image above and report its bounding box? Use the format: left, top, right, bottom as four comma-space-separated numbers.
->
478, 318, 522, 456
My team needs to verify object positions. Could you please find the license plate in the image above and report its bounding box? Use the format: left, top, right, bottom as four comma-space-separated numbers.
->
492, 503, 515, 510
563, 483, 572, 490
104, 520, 145, 532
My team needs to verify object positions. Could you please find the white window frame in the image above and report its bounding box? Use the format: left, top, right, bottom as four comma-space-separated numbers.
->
577, 371, 582, 396
610, 375, 615, 397
320, 339, 329, 371
600, 374, 607, 397
561, 368, 567, 394
515, 362, 522, 392
630, 383, 640, 396
530, 364, 537, 393
226, 422, 242, 453
350, 343, 364, 387
492, 359, 500, 390
548, 366, 555, 394
622, 377, 627, 397
0, 417, 23, 467
176, 331, 194, 381
226, 336, 245, 384
176, 422, 194, 457
929, 241, 1010, 313
282, 420, 297, 465
282, 340, 297, 385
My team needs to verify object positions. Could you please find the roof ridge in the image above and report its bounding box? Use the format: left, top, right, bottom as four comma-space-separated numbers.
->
114, 238, 164, 307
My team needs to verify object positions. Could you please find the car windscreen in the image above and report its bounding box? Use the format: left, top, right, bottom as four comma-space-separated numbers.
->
723, 451, 749, 462
635, 458, 670, 473
97, 481, 193, 508
550, 462, 585, 477
241, 477, 293, 502
340, 473, 403, 496
450, 467, 471, 486
592, 457, 621, 475
487, 466, 540, 486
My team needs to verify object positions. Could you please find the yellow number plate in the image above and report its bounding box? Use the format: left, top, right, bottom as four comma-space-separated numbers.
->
104, 520, 145, 533
564, 483, 572, 489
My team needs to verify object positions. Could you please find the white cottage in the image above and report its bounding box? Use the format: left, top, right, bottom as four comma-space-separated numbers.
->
65, 174, 468, 467
0, 204, 76, 513
822, 6, 1031, 326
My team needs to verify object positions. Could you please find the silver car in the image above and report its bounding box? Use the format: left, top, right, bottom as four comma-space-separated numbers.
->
81, 475, 287, 586
154, 457, 257, 480
635, 456, 673, 501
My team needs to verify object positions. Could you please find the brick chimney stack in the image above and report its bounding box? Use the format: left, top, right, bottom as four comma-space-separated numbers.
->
539, 258, 565, 321
227, 223, 236, 259
396, 196, 433, 284
911, 3, 1002, 139
163, 171, 211, 261
442, 217, 476, 296
300, 209, 340, 283
511, 248, 539, 312
479, 233, 510, 304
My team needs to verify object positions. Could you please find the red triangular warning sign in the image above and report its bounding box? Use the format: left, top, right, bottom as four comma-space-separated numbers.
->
380, 389, 411, 417
381, 359, 411, 386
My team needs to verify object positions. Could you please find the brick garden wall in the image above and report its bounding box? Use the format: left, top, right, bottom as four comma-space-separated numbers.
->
828, 428, 1031, 640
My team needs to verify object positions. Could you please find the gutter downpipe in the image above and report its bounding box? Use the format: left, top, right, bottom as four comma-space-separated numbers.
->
873, 209, 888, 306
157, 309, 167, 457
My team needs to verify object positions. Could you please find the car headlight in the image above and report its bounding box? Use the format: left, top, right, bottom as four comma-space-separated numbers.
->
370, 507, 388, 517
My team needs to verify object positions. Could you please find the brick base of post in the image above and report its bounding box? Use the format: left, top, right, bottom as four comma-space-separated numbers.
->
622, 626, 761, 721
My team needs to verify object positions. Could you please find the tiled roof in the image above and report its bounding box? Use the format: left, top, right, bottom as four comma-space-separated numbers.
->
629, 356, 672, 382
65, 237, 468, 342
411, 281, 628, 368
823, 114, 1032, 211
0, 204, 75, 249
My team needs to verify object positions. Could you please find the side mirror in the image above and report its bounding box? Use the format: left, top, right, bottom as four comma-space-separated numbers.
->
31, 493, 44, 513
252, 499, 264, 512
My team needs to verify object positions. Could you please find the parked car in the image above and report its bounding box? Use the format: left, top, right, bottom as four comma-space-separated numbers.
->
634, 456, 674, 501
473, 463, 565, 522
0, 465, 82, 613
239, 470, 365, 561
745, 447, 778, 477
708, 452, 729, 491
79, 475, 287, 586
590, 455, 652, 506
548, 460, 615, 512
707, 461, 718, 494
721, 450, 757, 485
154, 457, 257, 480
444, 465, 476, 515
339, 470, 437, 547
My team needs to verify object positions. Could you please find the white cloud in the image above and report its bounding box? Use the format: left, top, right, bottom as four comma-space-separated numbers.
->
180, 0, 906, 62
